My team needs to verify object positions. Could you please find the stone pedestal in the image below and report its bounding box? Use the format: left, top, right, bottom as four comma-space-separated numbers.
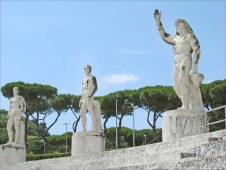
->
71, 132, 104, 156
0, 145, 26, 165
162, 109, 208, 142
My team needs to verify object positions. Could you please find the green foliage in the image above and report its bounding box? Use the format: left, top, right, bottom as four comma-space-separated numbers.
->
48, 132, 72, 153
26, 153, 70, 161
27, 136, 45, 154
104, 127, 161, 150
0, 110, 8, 144
0, 109, 7, 128
208, 109, 225, 132
26, 132, 73, 154
202, 79, 226, 131
210, 82, 226, 107
201, 79, 226, 109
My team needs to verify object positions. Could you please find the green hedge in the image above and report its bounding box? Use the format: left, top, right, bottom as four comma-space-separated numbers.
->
27, 153, 71, 161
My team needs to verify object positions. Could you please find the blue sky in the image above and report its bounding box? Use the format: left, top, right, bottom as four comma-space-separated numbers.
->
0, 1, 225, 135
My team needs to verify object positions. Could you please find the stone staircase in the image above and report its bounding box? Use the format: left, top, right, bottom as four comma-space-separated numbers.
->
1, 129, 226, 170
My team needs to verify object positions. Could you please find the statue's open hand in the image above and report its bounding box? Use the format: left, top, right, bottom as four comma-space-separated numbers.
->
7, 115, 11, 119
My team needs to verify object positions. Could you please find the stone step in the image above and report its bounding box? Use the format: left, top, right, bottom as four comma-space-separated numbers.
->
195, 139, 226, 158
180, 152, 196, 158
7, 139, 225, 170
104, 154, 226, 170
165, 154, 226, 170
208, 137, 223, 142
1, 129, 226, 170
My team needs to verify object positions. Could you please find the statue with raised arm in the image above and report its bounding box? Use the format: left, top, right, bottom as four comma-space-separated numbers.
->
79, 65, 103, 134
154, 9, 204, 110
5, 87, 26, 147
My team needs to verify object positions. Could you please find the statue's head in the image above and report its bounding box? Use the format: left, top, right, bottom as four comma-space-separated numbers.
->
190, 73, 204, 88
13, 87, 19, 95
84, 65, 92, 74
175, 19, 194, 36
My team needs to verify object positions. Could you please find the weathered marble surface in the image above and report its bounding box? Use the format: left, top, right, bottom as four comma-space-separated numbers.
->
71, 132, 105, 156
1, 129, 225, 170
162, 109, 208, 142
0, 145, 26, 165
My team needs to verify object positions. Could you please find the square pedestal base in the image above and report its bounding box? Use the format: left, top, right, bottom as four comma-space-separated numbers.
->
162, 109, 208, 142
71, 132, 104, 156
0, 145, 26, 165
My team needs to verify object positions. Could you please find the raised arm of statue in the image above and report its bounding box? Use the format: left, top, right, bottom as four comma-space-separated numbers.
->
154, 9, 174, 45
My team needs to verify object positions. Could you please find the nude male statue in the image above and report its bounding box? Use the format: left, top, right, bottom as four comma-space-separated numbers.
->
154, 9, 202, 109
79, 65, 103, 134
5, 87, 26, 146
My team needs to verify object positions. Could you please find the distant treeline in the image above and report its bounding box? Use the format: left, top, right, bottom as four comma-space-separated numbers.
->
0, 79, 225, 153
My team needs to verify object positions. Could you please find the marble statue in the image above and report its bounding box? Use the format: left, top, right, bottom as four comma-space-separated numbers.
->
79, 65, 103, 134
5, 87, 26, 147
154, 9, 208, 141
154, 9, 204, 110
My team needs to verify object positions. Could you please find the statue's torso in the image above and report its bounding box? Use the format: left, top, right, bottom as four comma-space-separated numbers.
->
82, 76, 94, 97
173, 35, 192, 63
10, 96, 23, 114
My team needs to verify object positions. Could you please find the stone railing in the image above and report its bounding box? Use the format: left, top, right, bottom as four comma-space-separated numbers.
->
206, 105, 226, 129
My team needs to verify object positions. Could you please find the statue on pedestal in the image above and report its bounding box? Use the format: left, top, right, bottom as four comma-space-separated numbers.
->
79, 65, 103, 134
154, 10, 208, 141
154, 9, 204, 110
72, 65, 104, 155
4, 87, 26, 147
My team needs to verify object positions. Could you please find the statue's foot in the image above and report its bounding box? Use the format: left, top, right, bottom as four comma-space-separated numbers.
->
3, 142, 13, 147
88, 129, 96, 132
12, 142, 24, 148
88, 129, 102, 136
82, 129, 87, 133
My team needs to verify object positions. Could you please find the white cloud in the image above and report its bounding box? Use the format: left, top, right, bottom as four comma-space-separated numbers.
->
117, 49, 149, 55
102, 74, 138, 84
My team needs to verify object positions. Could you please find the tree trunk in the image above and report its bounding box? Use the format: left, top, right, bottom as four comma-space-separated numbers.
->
73, 116, 80, 132
103, 117, 109, 134
147, 110, 154, 129
118, 115, 124, 148
24, 113, 29, 151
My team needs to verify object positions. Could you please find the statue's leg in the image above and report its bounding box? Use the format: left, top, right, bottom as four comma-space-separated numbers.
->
173, 63, 181, 99
7, 115, 14, 144
14, 115, 21, 144
87, 97, 96, 131
178, 58, 191, 109
80, 102, 87, 132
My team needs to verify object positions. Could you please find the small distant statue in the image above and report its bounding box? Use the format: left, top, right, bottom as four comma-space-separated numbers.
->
5, 87, 26, 147
79, 65, 103, 134
154, 9, 204, 110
